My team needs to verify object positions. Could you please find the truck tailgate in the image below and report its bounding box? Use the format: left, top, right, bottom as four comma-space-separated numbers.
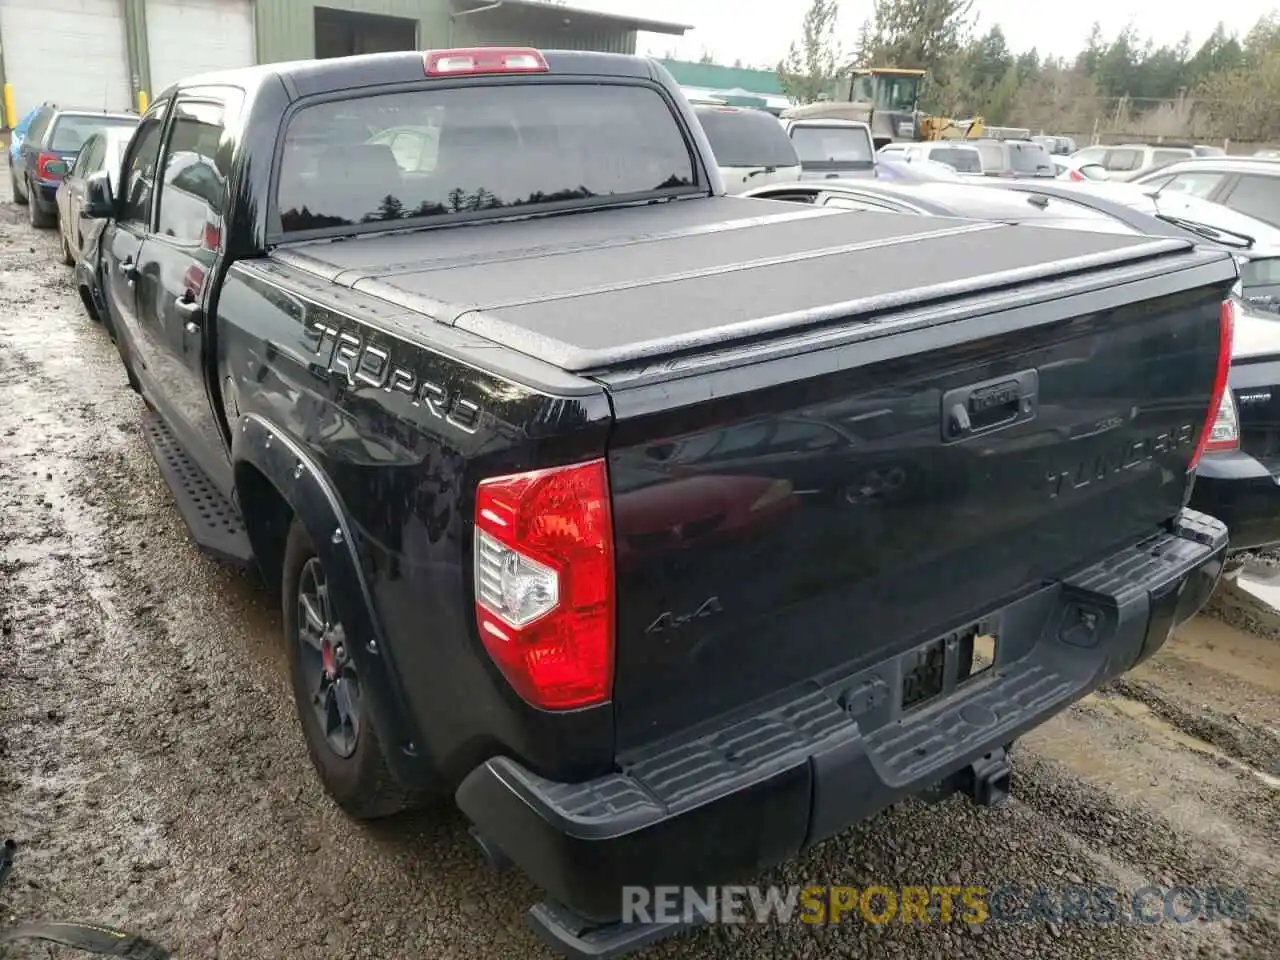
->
599, 263, 1235, 750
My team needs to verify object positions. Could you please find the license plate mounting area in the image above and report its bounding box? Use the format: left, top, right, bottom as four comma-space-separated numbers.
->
900, 622, 996, 711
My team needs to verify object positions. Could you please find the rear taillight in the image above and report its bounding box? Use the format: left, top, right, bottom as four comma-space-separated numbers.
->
473, 459, 614, 709
37, 152, 68, 180
425, 47, 549, 76
1205, 391, 1240, 453
1190, 299, 1237, 469
1068, 169, 1085, 181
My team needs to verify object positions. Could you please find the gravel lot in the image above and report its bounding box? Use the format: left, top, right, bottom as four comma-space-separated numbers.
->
0, 169, 1277, 959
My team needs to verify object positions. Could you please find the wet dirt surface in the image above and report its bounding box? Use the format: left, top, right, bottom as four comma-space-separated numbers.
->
0, 169, 1277, 959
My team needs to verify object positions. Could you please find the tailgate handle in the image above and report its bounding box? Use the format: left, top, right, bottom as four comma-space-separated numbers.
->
942, 369, 1038, 443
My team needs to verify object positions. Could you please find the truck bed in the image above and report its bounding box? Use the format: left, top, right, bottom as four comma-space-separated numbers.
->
273, 195, 1192, 372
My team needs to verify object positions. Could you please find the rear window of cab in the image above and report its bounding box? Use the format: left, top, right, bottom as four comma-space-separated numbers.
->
275, 83, 697, 233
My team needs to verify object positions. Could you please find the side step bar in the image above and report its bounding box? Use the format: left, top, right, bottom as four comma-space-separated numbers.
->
140, 411, 254, 567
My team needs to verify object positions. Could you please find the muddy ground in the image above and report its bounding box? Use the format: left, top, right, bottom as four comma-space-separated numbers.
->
0, 173, 1277, 960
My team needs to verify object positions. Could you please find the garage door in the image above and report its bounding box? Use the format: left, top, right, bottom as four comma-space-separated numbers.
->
146, 0, 255, 96
0, 0, 132, 122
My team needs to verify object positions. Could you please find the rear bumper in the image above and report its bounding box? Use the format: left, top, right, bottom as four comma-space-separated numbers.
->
1191, 450, 1280, 552
457, 509, 1226, 956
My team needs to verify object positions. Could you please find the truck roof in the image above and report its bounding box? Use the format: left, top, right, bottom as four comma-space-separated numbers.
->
157, 48, 660, 101
275, 194, 1194, 373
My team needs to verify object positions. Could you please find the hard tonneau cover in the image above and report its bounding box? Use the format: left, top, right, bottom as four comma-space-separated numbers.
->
274, 196, 1195, 373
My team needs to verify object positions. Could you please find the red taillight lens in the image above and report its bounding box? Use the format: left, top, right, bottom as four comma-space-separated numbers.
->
1190, 299, 1237, 470
37, 152, 68, 180
425, 47, 549, 76
201, 221, 222, 253
473, 459, 615, 709
1068, 169, 1085, 181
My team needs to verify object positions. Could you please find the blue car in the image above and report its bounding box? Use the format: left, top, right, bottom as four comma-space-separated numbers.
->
12, 105, 137, 228
8, 104, 39, 166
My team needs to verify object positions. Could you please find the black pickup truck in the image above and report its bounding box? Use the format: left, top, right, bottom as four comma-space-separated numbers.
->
80, 46, 1235, 957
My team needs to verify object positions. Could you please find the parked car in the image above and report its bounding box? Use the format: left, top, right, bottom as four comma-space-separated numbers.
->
7, 103, 43, 172
77, 47, 1233, 958
56, 125, 136, 268
992, 178, 1280, 249
13, 105, 138, 228
1125, 156, 1280, 229
873, 156, 963, 181
877, 141, 984, 175
1068, 142, 1196, 177
693, 104, 801, 193
1052, 155, 1109, 182
56, 124, 137, 332
779, 117, 875, 178
740, 179, 1141, 234
970, 138, 1056, 178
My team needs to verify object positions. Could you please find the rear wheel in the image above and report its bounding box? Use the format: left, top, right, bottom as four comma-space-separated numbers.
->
282, 519, 414, 819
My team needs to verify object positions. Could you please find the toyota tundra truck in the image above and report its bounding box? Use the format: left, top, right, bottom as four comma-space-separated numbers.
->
79, 46, 1236, 958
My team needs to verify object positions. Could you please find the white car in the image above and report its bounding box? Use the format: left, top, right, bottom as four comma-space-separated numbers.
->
1053, 155, 1110, 182
878, 141, 984, 176
693, 104, 801, 193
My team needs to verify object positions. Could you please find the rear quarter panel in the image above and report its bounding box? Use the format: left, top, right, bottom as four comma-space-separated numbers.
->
215, 259, 621, 784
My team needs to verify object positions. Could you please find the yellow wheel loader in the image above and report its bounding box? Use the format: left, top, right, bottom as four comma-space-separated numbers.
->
780, 67, 984, 149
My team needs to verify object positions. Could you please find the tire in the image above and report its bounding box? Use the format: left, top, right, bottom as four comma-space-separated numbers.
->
28, 181, 55, 228
282, 518, 413, 820
11, 166, 28, 206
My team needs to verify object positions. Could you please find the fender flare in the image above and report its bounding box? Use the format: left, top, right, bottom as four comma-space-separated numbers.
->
232, 413, 429, 788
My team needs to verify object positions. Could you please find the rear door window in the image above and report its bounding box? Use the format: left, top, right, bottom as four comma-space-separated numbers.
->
1222, 174, 1280, 227
929, 147, 982, 173
26, 108, 53, 146
156, 99, 232, 247
696, 107, 797, 168
276, 83, 696, 233
1152, 149, 1193, 166
1104, 149, 1142, 171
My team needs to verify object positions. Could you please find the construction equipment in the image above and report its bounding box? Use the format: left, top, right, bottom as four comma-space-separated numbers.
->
780, 67, 984, 147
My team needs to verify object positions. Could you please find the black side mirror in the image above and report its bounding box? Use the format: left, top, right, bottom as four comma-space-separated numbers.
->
83, 171, 115, 219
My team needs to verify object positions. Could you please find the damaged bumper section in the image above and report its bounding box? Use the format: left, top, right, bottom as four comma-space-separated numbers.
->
456, 509, 1227, 960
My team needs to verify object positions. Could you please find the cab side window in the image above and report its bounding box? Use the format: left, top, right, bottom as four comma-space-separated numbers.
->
119, 103, 170, 227
26, 108, 52, 147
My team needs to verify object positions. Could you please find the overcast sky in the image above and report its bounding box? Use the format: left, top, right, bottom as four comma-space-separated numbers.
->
582, 1, 1279, 66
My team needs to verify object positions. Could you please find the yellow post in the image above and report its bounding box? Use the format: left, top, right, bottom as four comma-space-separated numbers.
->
136, 89, 148, 114
2, 84, 15, 131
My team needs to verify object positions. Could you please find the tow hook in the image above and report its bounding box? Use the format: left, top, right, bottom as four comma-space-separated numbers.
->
960, 747, 1012, 808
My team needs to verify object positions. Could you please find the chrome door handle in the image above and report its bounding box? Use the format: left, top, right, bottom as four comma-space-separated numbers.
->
175, 296, 201, 334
